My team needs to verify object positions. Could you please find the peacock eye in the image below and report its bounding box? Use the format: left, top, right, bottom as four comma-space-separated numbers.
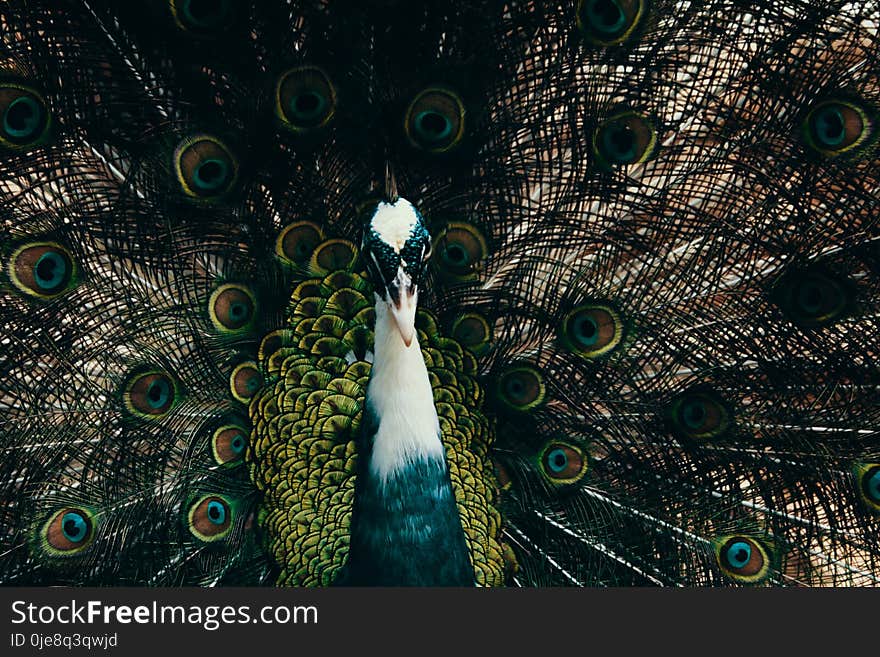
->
230, 360, 263, 404
209, 284, 257, 333
404, 88, 466, 153
433, 222, 487, 280
496, 366, 546, 412
124, 370, 179, 418
803, 99, 875, 159
669, 390, 731, 440
9, 242, 77, 299
188, 495, 233, 542
275, 66, 336, 132
42, 508, 96, 555
577, 0, 648, 46
560, 303, 625, 358
539, 442, 588, 485
854, 463, 880, 513
773, 269, 851, 329
714, 535, 771, 584
276, 221, 325, 266
212, 423, 249, 465
310, 239, 359, 276
593, 111, 657, 167
451, 313, 493, 356
169, 0, 236, 34
173, 135, 239, 199
0, 84, 50, 149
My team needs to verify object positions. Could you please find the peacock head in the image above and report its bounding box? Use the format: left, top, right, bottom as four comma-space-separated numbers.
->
362, 197, 431, 348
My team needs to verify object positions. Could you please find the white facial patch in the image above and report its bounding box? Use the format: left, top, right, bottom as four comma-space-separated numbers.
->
370, 197, 419, 253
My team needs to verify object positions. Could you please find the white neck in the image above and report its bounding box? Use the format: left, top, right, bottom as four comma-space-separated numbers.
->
366, 294, 444, 482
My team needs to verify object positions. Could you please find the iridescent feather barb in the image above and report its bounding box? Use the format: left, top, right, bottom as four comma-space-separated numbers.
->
1, 0, 879, 587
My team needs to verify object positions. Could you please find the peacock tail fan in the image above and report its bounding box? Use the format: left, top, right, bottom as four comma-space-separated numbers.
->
1, 0, 879, 586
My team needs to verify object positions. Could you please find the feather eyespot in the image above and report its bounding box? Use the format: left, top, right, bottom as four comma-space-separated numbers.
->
577, 0, 648, 46
560, 303, 625, 358
433, 223, 487, 280
451, 313, 493, 356
714, 535, 772, 584
310, 239, 358, 275
802, 99, 876, 159
593, 111, 657, 167
853, 463, 880, 514
188, 495, 234, 542
124, 370, 179, 418
404, 88, 466, 153
540, 442, 588, 485
772, 269, 852, 329
276, 221, 325, 266
41, 508, 96, 555
169, 0, 237, 34
212, 423, 249, 466
668, 390, 731, 441
496, 366, 546, 412
209, 284, 257, 333
173, 135, 239, 199
0, 83, 50, 149
230, 361, 262, 403
275, 66, 337, 133
8, 242, 77, 299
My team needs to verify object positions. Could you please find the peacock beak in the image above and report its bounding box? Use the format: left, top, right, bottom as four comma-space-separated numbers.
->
388, 265, 418, 348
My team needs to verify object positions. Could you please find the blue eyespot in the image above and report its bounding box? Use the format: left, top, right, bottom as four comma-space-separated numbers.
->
573, 314, 599, 347
546, 448, 569, 473
415, 111, 453, 143
61, 511, 89, 543
174, 136, 238, 199
812, 106, 846, 147
670, 391, 729, 440
803, 100, 874, 159
146, 378, 172, 410
594, 112, 657, 167
188, 495, 233, 541
229, 301, 249, 323
585, 0, 627, 34
561, 304, 624, 358
4, 96, 42, 139
601, 123, 637, 162
276, 67, 336, 132
681, 399, 706, 430
726, 541, 752, 569
230, 433, 246, 455
175, 0, 234, 31
212, 425, 250, 465
210, 284, 256, 332
288, 91, 327, 122
497, 367, 545, 411
796, 281, 824, 315
34, 251, 68, 291
777, 270, 849, 328
125, 371, 177, 418
867, 469, 880, 503
193, 158, 230, 191
540, 442, 588, 484
10, 243, 76, 299
577, 0, 647, 46
716, 535, 769, 582
405, 88, 465, 152
207, 500, 227, 526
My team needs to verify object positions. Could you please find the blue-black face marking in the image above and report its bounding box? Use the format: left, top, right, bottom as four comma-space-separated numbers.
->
362, 205, 431, 304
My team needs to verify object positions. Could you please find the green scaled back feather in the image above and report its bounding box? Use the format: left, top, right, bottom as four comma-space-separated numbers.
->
2, 0, 880, 587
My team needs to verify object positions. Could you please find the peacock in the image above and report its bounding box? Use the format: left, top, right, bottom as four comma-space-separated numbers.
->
2, 0, 880, 587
